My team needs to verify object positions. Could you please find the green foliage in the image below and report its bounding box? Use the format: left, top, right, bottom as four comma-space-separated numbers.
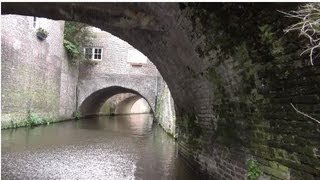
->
177, 113, 202, 150
73, 110, 81, 120
258, 24, 285, 57
246, 159, 262, 180
63, 21, 95, 62
258, 24, 274, 44
63, 40, 80, 60
26, 111, 47, 127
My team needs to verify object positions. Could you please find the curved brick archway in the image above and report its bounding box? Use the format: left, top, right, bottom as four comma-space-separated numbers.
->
77, 73, 157, 115
4, 3, 320, 179
3, 3, 215, 176
1, 3, 207, 114
115, 95, 142, 114
79, 86, 154, 117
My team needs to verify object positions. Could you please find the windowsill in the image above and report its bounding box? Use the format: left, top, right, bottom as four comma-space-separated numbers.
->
88, 59, 102, 62
129, 63, 144, 67
85, 59, 102, 65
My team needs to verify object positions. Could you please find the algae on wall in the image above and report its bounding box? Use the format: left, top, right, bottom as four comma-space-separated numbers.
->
1, 15, 66, 129
180, 3, 320, 179
155, 79, 176, 138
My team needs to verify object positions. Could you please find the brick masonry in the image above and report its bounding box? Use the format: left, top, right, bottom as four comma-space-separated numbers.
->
100, 93, 151, 115
100, 93, 137, 115
1, 15, 172, 132
155, 76, 177, 137
77, 30, 159, 116
1, 15, 67, 127
2, 3, 320, 179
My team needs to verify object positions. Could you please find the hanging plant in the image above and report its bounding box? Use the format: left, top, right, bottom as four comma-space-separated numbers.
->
36, 27, 49, 41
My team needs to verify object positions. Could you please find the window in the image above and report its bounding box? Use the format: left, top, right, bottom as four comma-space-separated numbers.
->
84, 47, 103, 61
127, 49, 147, 66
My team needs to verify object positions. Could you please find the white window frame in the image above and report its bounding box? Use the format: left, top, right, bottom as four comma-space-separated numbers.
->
84, 47, 103, 61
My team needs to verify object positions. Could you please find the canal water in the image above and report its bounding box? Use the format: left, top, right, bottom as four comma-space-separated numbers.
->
2, 114, 200, 180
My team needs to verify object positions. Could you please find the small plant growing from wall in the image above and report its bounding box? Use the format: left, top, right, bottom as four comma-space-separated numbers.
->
246, 159, 262, 180
26, 110, 51, 127
26, 110, 43, 127
36, 27, 49, 40
63, 21, 95, 63
73, 110, 81, 120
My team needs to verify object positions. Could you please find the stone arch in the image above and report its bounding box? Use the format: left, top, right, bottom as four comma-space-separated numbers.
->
79, 86, 154, 117
4, 3, 320, 180
100, 93, 137, 115
115, 95, 149, 114
2, 3, 209, 113
1, 3, 215, 178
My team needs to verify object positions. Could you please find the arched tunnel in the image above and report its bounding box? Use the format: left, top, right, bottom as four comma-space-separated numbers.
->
2, 3, 320, 180
80, 86, 153, 117
114, 95, 151, 115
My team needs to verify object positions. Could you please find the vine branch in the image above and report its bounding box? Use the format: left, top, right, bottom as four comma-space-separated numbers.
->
290, 103, 320, 124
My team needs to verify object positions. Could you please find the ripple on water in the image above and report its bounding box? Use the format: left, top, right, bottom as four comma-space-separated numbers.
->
2, 143, 138, 180
1, 114, 201, 180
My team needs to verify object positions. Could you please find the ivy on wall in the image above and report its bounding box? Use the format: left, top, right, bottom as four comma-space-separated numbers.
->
246, 159, 262, 180
63, 21, 95, 63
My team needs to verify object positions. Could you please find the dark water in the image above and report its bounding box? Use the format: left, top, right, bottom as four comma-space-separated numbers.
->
1, 114, 200, 180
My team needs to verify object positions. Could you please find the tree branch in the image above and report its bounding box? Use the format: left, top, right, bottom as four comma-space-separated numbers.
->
290, 103, 320, 124
279, 3, 320, 65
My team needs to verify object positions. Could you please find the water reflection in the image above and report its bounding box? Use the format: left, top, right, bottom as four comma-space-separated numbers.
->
2, 114, 200, 180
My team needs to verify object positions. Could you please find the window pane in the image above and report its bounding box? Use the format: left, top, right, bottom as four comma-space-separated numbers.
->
94, 54, 98, 59
94, 49, 99, 53
97, 55, 101, 59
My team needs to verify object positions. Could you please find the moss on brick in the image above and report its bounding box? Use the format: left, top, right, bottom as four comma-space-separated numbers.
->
183, 2, 319, 179
177, 112, 202, 150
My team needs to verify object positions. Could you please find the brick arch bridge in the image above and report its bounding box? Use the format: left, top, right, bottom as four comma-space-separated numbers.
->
78, 81, 156, 117
115, 95, 147, 114
100, 93, 148, 115
3, 3, 320, 179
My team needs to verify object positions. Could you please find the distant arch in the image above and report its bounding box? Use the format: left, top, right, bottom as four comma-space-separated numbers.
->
115, 95, 150, 114
79, 86, 154, 117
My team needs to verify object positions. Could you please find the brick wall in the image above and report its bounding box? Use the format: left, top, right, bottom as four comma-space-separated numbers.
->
59, 50, 79, 119
1, 15, 67, 128
155, 75, 177, 137
77, 30, 159, 117
1, 15, 165, 129
3, 3, 319, 179
78, 30, 158, 79
100, 93, 151, 115
177, 3, 320, 179
100, 93, 136, 115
